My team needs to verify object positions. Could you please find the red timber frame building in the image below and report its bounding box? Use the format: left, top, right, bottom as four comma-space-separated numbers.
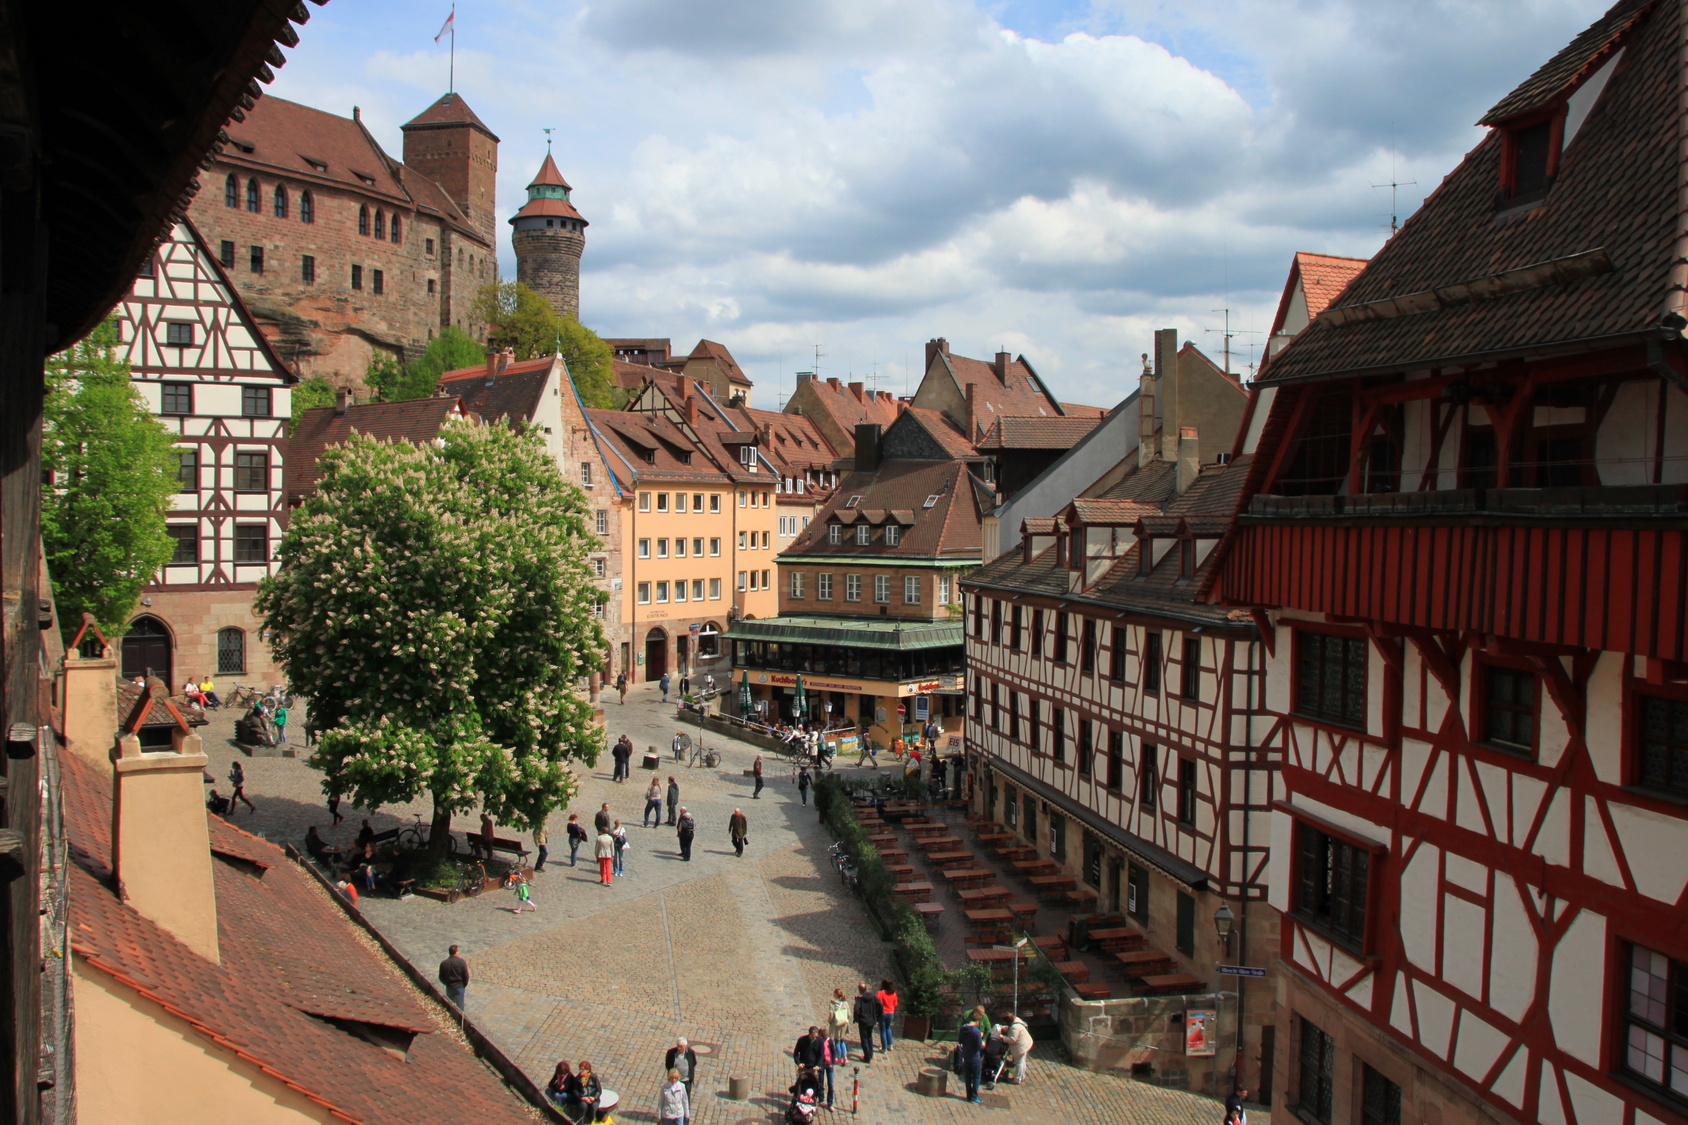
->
1218, 2, 1688, 1123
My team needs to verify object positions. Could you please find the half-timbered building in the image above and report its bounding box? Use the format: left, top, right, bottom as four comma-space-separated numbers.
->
116, 220, 294, 692
1220, 2, 1688, 1122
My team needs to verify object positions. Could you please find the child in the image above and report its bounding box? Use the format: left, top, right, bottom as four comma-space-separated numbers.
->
509, 874, 536, 913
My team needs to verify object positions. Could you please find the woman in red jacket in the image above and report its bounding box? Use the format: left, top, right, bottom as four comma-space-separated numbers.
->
875, 978, 899, 1053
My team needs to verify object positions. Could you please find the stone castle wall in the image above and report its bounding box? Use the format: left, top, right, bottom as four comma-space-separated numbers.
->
141, 587, 285, 696
513, 226, 584, 322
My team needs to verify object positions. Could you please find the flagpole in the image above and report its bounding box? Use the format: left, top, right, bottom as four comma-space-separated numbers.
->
449, 5, 455, 93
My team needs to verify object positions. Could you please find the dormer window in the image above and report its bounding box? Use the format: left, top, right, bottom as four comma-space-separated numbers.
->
885, 524, 900, 547
1138, 536, 1153, 576
1500, 115, 1560, 204
828, 524, 842, 545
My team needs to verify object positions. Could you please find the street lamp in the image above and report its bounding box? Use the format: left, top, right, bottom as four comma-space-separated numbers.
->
1213, 901, 1235, 955
992, 936, 1030, 1018
1213, 901, 1241, 1092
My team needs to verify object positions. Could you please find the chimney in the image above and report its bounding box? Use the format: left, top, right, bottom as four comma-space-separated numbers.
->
484, 347, 498, 384
498, 347, 514, 375
683, 395, 699, 429
1137, 353, 1155, 467
1156, 328, 1180, 462
111, 682, 220, 962
1177, 426, 1201, 494
925, 337, 950, 368
965, 381, 979, 443
352, 105, 361, 122
59, 613, 116, 772
848, 381, 865, 403
827, 377, 841, 390
335, 386, 349, 415
854, 423, 882, 472
994, 351, 1011, 382
795, 371, 813, 385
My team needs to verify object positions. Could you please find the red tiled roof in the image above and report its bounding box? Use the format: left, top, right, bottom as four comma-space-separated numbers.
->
1296, 253, 1369, 320
403, 92, 497, 139
903, 407, 978, 459
1058, 402, 1108, 418
1263, 0, 1680, 383
1068, 498, 1161, 524
975, 416, 1105, 450
1480, 0, 1655, 125
687, 339, 751, 385
788, 460, 984, 559
288, 398, 473, 498
511, 196, 586, 223
525, 152, 570, 190
586, 409, 733, 485
441, 356, 553, 423
792, 377, 901, 432
944, 351, 1064, 427
60, 752, 535, 1125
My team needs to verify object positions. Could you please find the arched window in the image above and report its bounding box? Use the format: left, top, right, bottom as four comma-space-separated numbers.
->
245, 178, 260, 212
273, 185, 288, 219
358, 205, 369, 236
299, 190, 314, 224
390, 214, 401, 243
373, 209, 385, 240
216, 627, 246, 675
224, 173, 238, 208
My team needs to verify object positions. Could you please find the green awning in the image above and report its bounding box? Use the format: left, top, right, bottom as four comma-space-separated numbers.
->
723, 616, 964, 651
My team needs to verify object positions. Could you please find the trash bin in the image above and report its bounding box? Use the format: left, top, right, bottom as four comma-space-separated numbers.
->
642, 751, 661, 770
916, 1068, 947, 1097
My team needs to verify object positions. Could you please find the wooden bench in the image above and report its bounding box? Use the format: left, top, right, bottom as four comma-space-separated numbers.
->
1053, 960, 1091, 984
1030, 934, 1067, 960
1114, 948, 1177, 979
469, 835, 532, 866
963, 907, 1013, 928
1027, 873, 1076, 894
913, 902, 945, 924
1074, 982, 1113, 1001
1138, 972, 1205, 996
877, 849, 909, 865
928, 851, 974, 870
908, 823, 949, 840
886, 863, 916, 879
1007, 901, 1038, 927
1011, 858, 1059, 876
957, 885, 1012, 907
917, 835, 964, 853
964, 929, 1012, 947
1065, 888, 1099, 910
941, 867, 993, 890
998, 845, 1036, 862
893, 881, 935, 903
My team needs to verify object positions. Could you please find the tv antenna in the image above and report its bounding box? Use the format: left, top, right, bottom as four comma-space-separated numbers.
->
1202, 309, 1260, 377
1372, 126, 1417, 233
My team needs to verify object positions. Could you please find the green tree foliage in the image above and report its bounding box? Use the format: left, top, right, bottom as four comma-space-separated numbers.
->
407, 325, 488, 391
256, 421, 605, 852
291, 375, 336, 425
365, 350, 439, 403
473, 281, 623, 409
41, 320, 180, 642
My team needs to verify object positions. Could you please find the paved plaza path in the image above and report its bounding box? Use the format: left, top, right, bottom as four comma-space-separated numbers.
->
200, 680, 1264, 1125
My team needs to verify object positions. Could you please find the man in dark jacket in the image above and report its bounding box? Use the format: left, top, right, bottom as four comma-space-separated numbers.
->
728, 808, 749, 857
676, 808, 696, 860
664, 1037, 699, 1098
957, 1016, 984, 1103
852, 983, 882, 1063
438, 945, 470, 1009
666, 776, 680, 825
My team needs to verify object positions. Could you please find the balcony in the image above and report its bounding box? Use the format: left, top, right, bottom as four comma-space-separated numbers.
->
1247, 483, 1688, 524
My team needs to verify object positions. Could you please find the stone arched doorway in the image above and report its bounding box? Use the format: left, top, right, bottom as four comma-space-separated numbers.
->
121, 616, 173, 689
643, 627, 668, 681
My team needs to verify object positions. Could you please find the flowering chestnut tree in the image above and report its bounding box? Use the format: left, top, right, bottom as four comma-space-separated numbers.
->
256, 421, 605, 853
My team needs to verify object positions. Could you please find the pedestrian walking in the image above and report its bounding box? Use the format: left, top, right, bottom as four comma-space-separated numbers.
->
273, 700, 289, 744
594, 802, 612, 834
853, 983, 881, 1063
567, 813, 587, 866
617, 672, 628, 705
657, 1068, 690, 1125
664, 1037, 699, 1101
228, 760, 256, 813
509, 873, 536, 913
533, 823, 549, 871
676, 808, 696, 861
1225, 1086, 1250, 1125
672, 731, 686, 761
612, 734, 632, 782
612, 820, 628, 876
438, 945, 469, 1009
798, 767, 812, 805
643, 779, 664, 826
679, 673, 691, 697
793, 1026, 832, 1107
753, 755, 764, 798
1003, 1014, 1033, 1084
728, 808, 749, 857
958, 1015, 985, 1103
828, 988, 852, 1064
595, 828, 616, 885
875, 979, 899, 1053
660, 671, 671, 703
326, 789, 343, 826
666, 776, 680, 825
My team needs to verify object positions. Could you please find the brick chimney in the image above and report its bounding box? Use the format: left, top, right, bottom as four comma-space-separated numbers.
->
994, 351, 1011, 382
59, 613, 116, 772
827, 377, 841, 391
925, 337, 950, 368
683, 395, 699, 429
111, 682, 220, 962
965, 381, 979, 442
1177, 426, 1201, 494
335, 386, 349, 415
848, 381, 865, 403
1137, 353, 1155, 467
484, 347, 498, 384
1156, 328, 1180, 462
854, 423, 882, 472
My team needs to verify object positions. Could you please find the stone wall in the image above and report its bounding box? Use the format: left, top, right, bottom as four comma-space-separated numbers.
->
513, 225, 583, 321
1060, 990, 1238, 1097
140, 586, 284, 695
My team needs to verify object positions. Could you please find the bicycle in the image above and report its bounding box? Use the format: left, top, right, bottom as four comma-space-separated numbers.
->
268, 684, 297, 709
689, 739, 721, 769
228, 683, 261, 708
450, 860, 487, 902
396, 812, 460, 855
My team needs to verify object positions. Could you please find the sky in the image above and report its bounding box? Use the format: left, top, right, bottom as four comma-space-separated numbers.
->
265, 0, 1603, 410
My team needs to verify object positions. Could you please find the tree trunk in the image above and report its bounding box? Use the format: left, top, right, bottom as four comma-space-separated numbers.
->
428, 803, 454, 861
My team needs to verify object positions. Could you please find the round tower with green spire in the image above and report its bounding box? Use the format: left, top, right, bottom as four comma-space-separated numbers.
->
509, 151, 587, 320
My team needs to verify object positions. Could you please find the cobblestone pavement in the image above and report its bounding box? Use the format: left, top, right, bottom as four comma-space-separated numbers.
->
198, 682, 1266, 1124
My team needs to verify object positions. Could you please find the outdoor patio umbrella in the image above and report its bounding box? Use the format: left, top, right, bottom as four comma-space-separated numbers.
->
792, 674, 808, 719
739, 670, 753, 717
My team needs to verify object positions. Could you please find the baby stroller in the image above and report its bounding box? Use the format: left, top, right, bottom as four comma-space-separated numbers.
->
981, 1035, 1009, 1089
786, 1066, 822, 1125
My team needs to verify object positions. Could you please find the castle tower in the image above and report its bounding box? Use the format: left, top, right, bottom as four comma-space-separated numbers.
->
401, 93, 500, 250
510, 152, 588, 321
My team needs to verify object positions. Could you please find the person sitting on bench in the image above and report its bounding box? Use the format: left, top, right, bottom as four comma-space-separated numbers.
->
305, 825, 341, 867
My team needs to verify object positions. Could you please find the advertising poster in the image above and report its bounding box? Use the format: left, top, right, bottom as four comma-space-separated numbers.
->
1185, 1009, 1217, 1057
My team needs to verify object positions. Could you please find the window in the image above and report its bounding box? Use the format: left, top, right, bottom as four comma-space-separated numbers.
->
425, 237, 434, 255
301, 254, 315, 283
1083, 831, 1102, 888
233, 523, 268, 563
1140, 744, 1158, 812
1049, 814, 1066, 861
709, 537, 721, 557
761, 531, 769, 550
710, 493, 721, 513
1077, 717, 1092, 776
938, 575, 951, 606
390, 214, 401, 243
1181, 636, 1201, 700
874, 575, 890, 604
989, 682, 1000, 731
161, 382, 193, 415
693, 579, 704, 600
674, 493, 686, 512
234, 451, 268, 492
737, 571, 748, 592
592, 557, 606, 578
217, 627, 246, 674
300, 190, 313, 223
738, 532, 747, 551
639, 493, 651, 512
372, 269, 384, 294
1361, 1066, 1401, 1125
358, 205, 369, 235
1177, 758, 1197, 825
1004, 783, 1018, 828
856, 524, 870, 546
245, 178, 260, 212
694, 493, 704, 511
1011, 605, 1024, 650
224, 173, 238, 207
1295, 822, 1371, 949
273, 185, 288, 218
885, 524, 900, 547
1008, 692, 1020, 742
1109, 623, 1126, 682
166, 525, 198, 565
656, 581, 670, 603
638, 539, 650, 559
693, 538, 704, 556
1505, 120, 1553, 201
1081, 618, 1097, 674
1482, 665, 1537, 753
828, 524, 842, 545
1050, 707, 1065, 762
739, 490, 747, 508
1023, 798, 1038, 845
1176, 891, 1195, 956
991, 599, 1002, 645
1106, 730, 1124, 791
1637, 693, 1688, 799
219, 240, 235, 267
675, 539, 687, 558
637, 582, 651, 604
1127, 862, 1149, 923
818, 573, 834, 600
249, 245, 264, 273
1032, 608, 1044, 656
595, 510, 608, 534
1053, 611, 1068, 664
846, 574, 861, 601
242, 386, 272, 418
904, 576, 920, 605
1296, 1019, 1336, 1125
579, 463, 593, 487
1143, 631, 1162, 692
1622, 943, 1688, 1103
175, 449, 198, 492
791, 571, 806, 599
674, 580, 688, 601
656, 493, 669, 512
657, 538, 669, 558
709, 578, 721, 600
1295, 631, 1368, 727
427, 278, 436, 295
164, 322, 194, 347
351, 264, 363, 290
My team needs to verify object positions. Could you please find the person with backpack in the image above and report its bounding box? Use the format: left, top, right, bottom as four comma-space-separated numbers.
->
797, 767, 812, 806
827, 988, 852, 1064
852, 983, 882, 1063
676, 807, 696, 861
567, 813, 589, 867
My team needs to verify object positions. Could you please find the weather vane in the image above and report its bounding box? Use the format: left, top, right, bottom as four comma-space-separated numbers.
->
543, 127, 553, 151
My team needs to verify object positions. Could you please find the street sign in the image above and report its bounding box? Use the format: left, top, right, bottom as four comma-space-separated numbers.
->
914, 695, 930, 720
1217, 965, 1267, 978
896, 702, 907, 718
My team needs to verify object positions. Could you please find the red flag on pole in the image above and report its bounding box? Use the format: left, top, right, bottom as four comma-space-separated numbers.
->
434, 8, 454, 43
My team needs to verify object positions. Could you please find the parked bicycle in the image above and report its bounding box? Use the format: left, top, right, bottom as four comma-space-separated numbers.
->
450, 861, 487, 902
689, 738, 721, 769
396, 812, 459, 855
228, 683, 262, 708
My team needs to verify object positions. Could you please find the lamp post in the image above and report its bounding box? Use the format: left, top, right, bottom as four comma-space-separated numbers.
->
1214, 901, 1239, 1091
992, 936, 1029, 1019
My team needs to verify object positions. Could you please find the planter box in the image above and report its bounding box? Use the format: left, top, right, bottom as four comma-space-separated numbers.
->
901, 1014, 933, 1042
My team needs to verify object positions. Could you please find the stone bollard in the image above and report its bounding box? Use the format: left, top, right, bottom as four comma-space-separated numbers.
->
727, 1076, 750, 1100
916, 1068, 947, 1097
